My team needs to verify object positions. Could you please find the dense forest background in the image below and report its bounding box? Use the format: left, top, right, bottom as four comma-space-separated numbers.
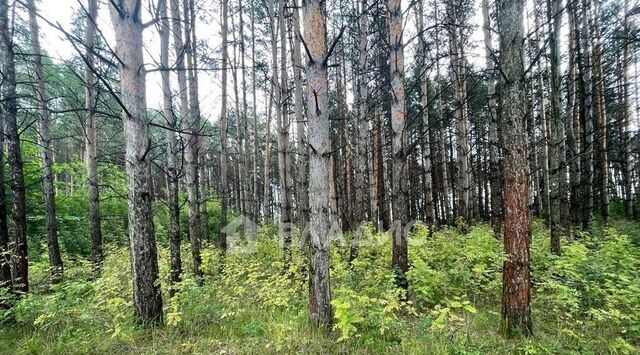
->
0, 0, 639, 353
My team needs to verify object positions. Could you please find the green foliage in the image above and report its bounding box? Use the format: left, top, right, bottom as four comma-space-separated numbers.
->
407, 224, 504, 308
1, 220, 639, 354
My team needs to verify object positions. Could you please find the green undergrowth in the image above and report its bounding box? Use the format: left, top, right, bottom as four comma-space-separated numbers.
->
0, 219, 639, 354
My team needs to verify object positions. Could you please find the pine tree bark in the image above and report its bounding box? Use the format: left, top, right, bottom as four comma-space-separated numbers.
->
28, 0, 64, 282
109, 0, 163, 325
219, 0, 229, 250
620, 0, 633, 220
304, 0, 332, 328
351, 0, 369, 260
1, 0, 27, 294
239, 0, 251, 224
579, 0, 594, 229
482, 0, 502, 233
416, 0, 434, 228
434, 1, 451, 224
547, 0, 566, 255
566, 0, 582, 226
498, 0, 532, 337
262, 91, 273, 221
182, 0, 203, 278
533, 3, 551, 220
291, 0, 308, 234
231, 8, 244, 216
84, 0, 103, 274
590, 1, 609, 223
277, 0, 292, 251
187, 0, 209, 239
446, 0, 470, 221
160, 0, 181, 295
0, 0, 11, 293
251, 0, 260, 221
388, 0, 408, 289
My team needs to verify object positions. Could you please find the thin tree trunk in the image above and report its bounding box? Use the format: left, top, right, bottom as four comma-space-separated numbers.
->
579, 0, 594, 229
620, 0, 633, 220
188, 0, 209, 240
262, 89, 273, 221
447, 0, 470, 221
566, 0, 582, 226
434, 1, 451, 224
277, 0, 292, 252
416, 0, 434, 228
482, 0, 502, 233
291, 0, 308, 236
160, 0, 181, 295
109, 0, 163, 325
231, 7, 244, 217
84, 0, 103, 275
239, 0, 251, 224
351, 0, 369, 261
220, 0, 229, 251
498, 0, 532, 337
182, 0, 203, 278
28, 0, 63, 282
591, 0, 609, 223
0, 0, 12, 293
251, 0, 260, 222
547, 0, 566, 255
304, 0, 332, 328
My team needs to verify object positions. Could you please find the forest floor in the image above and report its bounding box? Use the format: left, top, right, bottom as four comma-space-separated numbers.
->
0, 216, 639, 354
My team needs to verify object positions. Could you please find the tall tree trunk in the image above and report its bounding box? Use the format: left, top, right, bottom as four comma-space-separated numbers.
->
262, 90, 273, 221
482, 0, 502, 233
533, 4, 551, 221
0, 0, 12, 293
160, 0, 181, 295
579, 0, 594, 229
291, 0, 308, 235
620, 0, 633, 220
27, 0, 63, 282
182, 0, 203, 278
1, 0, 27, 294
188, 0, 209, 239
277, 0, 292, 252
547, 0, 566, 255
388, 0, 408, 290
84, 0, 103, 274
337, 54, 352, 231
251, 0, 260, 222
231, 7, 244, 217
566, 0, 582, 226
109, 0, 163, 325
219, 0, 229, 250
498, 0, 532, 337
351, 0, 369, 261
447, 0, 470, 221
591, 0, 609, 223
304, 0, 332, 328
434, 2, 451, 224
239, 0, 251, 224
416, 0, 434, 228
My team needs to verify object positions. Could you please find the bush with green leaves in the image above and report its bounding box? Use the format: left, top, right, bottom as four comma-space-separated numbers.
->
1, 219, 639, 353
